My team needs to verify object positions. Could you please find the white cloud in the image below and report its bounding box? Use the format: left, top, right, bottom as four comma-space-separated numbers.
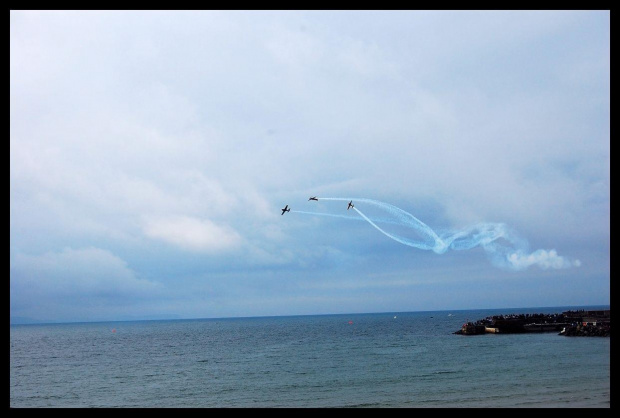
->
11, 247, 161, 296
507, 249, 581, 270
142, 215, 242, 252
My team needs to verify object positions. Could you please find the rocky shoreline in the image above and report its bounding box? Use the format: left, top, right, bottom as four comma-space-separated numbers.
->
454, 309, 610, 337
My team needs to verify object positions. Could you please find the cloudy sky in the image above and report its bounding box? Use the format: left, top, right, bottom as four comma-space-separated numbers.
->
10, 10, 609, 323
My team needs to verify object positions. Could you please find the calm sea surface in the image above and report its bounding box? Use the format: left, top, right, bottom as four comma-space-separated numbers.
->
10, 306, 610, 408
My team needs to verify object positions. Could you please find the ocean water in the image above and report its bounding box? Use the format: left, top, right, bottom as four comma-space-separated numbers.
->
10, 306, 610, 408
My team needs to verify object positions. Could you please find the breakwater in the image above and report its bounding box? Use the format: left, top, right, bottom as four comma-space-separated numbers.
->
454, 309, 610, 336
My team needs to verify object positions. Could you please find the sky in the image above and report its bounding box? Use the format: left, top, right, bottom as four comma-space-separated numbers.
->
10, 10, 610, 323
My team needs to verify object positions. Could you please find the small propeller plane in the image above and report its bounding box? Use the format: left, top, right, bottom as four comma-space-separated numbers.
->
308, 196, 318, 201
281, 205, 290, 215
347, 201, 354, 210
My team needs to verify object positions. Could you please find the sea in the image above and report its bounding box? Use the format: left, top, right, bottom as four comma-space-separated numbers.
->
10, 305, 610, 408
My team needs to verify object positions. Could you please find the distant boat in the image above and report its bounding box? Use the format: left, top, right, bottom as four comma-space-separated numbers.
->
448, 314, 453, 316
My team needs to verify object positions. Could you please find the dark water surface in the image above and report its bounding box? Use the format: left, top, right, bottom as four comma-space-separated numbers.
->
10, 306, 610, 407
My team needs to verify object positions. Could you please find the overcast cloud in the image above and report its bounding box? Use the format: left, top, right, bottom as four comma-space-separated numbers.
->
10, 10, 609, 323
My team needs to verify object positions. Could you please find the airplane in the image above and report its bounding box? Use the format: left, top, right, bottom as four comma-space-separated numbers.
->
281, 205, 290, 215
347, 201, 354, 210
308, 196, 318, 201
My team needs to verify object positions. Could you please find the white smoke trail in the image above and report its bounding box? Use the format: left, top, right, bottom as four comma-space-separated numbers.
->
290, 210, 361, 221
303, 197, 580, 271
